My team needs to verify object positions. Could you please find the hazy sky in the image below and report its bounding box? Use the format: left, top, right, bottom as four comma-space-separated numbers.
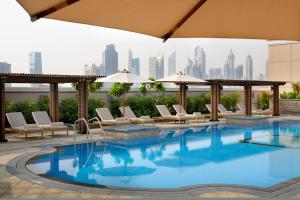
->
0, 0, 269, 79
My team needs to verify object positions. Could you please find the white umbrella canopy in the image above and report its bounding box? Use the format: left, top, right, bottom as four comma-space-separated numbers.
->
156, 71, 207, 85
96, 69, 153, 84
17, 0, 300, 41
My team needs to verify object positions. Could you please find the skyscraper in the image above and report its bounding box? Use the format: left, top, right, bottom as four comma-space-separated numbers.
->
149, 55, 164, 79
29, 52, 42, 74
84, 63, 104, 75
128, 50, 140, 75
244, 55, 253, 80
103, 44, 118, 75
223, 62, 230, 79
194, 47, 206, 79
209, 68, 223, 79
0, 62, 11, 73
168, 51, 176, 76
227, 50, 235, 79
235, 65, 243, 80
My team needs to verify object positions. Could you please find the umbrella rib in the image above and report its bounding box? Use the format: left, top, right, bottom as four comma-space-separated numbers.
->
30, 0, 80, 22
162, 0, 207, 42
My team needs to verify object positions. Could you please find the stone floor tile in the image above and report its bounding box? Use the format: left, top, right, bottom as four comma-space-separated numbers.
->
58, 191, 79, 198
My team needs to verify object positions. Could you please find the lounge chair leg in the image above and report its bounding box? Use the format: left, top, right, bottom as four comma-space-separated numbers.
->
67, 129, 69, 136
52, 130, 54, 136
25, 132, 27, 139
42, 131, 44, 137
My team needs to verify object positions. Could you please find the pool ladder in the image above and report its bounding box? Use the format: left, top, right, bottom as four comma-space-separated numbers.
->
73, 117, 106, 142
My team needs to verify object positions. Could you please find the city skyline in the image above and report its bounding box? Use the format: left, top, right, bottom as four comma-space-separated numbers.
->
0, 0, 269, 80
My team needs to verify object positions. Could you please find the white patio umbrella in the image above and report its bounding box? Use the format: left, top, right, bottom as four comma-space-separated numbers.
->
156, 71, 207, 110
96, 69, 153, 115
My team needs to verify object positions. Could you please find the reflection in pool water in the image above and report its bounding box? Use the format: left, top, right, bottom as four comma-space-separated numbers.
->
27, 121, 300, 189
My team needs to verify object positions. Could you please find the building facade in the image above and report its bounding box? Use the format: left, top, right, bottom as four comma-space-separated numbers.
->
168, 51, 176, 76
103, 44, 118, 75
84, 63, 104, 75
128, 50, 140, 75
149, 55, 164, 79
244, 55, 253, 80
235, 64, 244, 80
29, 52, 42, 74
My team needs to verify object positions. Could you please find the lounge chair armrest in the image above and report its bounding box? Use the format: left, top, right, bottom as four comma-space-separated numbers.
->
193, 112, 202, 117
140, 115, 150, 119
176, 113, 186, 117
51, 122, 64, 127
115, 117, 127, 121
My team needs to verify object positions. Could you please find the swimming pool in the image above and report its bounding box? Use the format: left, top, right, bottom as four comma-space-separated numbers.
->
26, 120, 300, 190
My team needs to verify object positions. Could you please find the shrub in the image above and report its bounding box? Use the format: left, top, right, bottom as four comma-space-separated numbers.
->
257, 91, 272, 110
126, 96, 157, 117
14, 99, 39, 123
280, 91, 299, 99
186, 94, 211, 114
220, 93, 241, 111
37, 96, 49, 113
88, 98, 105, 119
59, 98, 78, 123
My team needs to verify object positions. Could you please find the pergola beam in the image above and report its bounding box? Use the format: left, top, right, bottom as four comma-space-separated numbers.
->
49, 83, 59, 122
244, 84, 252, 116
210, 82, 219, 121
0, 78, 7, 142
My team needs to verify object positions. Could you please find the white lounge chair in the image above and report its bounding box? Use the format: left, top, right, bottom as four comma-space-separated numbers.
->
218, 104, 242, 115
205, 104, 227, 117
173, 104, 205, 123
237, 103, 271, 115
6, 112, 43, 138
96, 108, 131, 125
119, 106, 155, 125
32, 111, 69, 136
155, 105, 189, 123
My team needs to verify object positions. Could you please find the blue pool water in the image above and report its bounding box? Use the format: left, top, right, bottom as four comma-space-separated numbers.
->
26, 121, 300, 189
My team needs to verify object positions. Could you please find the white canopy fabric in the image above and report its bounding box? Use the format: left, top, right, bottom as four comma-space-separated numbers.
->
96, 69, 153, 84
156, 72, 207, 85
17, 0, 300, 41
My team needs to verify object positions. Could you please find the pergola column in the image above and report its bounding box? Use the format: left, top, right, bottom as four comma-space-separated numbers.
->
78, 80, 88, 134
272, 84, 280, 116
179, 84, 187, 110
0, 78, 7, 142
244, 84, 252, 116
210, 82, 219, 121
217, 85, 222, 104
49, 83, 59, 122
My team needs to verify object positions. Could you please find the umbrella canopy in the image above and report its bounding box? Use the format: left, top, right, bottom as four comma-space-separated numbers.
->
96, 69, 153, 84
156, 71, 207, 85
17, 0, 300, 41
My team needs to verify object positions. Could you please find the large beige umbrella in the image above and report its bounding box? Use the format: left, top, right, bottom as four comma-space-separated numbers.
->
96, 69, 153, 115
17, 0, 300, 41
156, 71, 207, 110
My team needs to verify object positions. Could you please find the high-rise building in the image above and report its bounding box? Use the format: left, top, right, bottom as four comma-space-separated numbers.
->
223, 62, 230, 79
103, 44, 118, 75
84, 63, 104, 75
235, 64, 243, 80
0, 62, 11, 87
168, 51, 176, 76
184, 58, 193, 76
195, 47, 206, 79
149, 55, 164, 79
209, 68, 223, 79
0, 62, 11, 73
29, 52, 42, 74
128, 50, 140, 75
131, 58, 140, 76
227, 50, 235, 79
244, 55, 253, 80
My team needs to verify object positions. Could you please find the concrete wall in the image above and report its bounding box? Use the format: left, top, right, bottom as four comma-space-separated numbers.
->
269, 41, 300, 91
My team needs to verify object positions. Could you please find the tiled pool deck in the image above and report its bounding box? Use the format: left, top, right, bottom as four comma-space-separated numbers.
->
2, 117, 300, 199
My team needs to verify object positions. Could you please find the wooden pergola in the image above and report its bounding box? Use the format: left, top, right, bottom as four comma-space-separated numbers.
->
205, 80, 286, 121
0, 73, 103, 142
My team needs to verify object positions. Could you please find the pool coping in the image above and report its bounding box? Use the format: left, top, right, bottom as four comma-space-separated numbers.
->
6, 136, 300, 197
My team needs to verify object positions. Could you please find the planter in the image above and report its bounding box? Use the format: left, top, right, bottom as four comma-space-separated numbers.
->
280, 99, 300, 114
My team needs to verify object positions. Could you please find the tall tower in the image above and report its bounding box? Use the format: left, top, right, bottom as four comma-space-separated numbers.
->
227, 49, 235, 79
168, 51, 176, 76
103, 44, 118, 75
244, 55, 253, 80
194, 47, 206, 79
128, 50, 133, 72
157, 55, 164, 79
29, 52, 42, 74
149, 57, 157, 79
128, 50, 140, 75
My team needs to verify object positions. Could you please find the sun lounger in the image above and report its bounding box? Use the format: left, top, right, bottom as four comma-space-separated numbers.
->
6, 112, 43, 138
173, 104, 205, 123
155, 105, 189, 123
119, 106, 155, 125
237, 103, 271, 115
218, 104, 242, 115
205, 104, 227, 117
96, 108, 131, 125
32, 111, 68, 135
